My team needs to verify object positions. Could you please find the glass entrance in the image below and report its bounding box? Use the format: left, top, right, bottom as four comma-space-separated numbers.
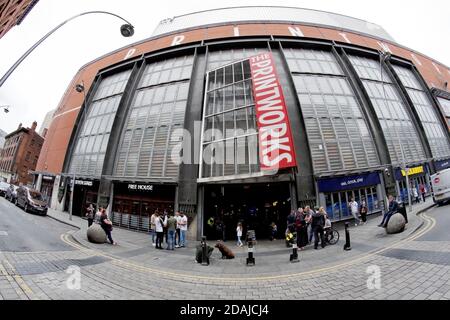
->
203, 183, 291, 240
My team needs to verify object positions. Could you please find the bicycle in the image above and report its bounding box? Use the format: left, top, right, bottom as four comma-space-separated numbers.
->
324, 227, 339, 245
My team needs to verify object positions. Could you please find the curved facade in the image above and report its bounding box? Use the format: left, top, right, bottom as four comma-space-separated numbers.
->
35, 7, 450, 239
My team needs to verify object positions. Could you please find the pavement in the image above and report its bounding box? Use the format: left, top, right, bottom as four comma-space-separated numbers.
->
45, 200, 435, 278
1, 194, 450, 300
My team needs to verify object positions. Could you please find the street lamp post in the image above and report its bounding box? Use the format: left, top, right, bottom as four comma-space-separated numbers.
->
399, 143, 413, 213
0, 11, 135, 87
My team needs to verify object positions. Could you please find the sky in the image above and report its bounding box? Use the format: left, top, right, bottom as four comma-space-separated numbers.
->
0, 0, 449, 134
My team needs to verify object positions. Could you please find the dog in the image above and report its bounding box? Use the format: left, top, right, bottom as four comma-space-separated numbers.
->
215, 241, 235, 259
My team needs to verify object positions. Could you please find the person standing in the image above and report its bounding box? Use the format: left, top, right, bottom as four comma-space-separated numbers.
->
349, 198, 360, 226
311, 207, 326, 249
175, 211, 181, 247
150, 210, 158, 247
178, 212, 188, 248
419, 183, 426, 202
154, 212, 166, 250
100, 208, 116, 245
270, 222, 278, 241
359, 200, 368, 225
295, 208, 308, 250
86, 203, 95, 227
166, 213, 177, 250
236, 222, 243, 247
303, 206, 314, 244
413, 186, 420, 204
378, 195, 399, 228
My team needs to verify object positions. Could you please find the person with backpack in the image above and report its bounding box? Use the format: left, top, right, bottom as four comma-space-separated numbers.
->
311, 207, 326, 249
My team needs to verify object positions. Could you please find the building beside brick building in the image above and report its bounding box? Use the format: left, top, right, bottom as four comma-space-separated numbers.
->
34, 7, 450, 240
0, 0, 39, 39
38, 109, 55, 138
0, 121, 43, 185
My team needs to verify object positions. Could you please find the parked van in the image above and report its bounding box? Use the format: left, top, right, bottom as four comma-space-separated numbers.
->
431, 168, 450, 206
16, 186, 48, 215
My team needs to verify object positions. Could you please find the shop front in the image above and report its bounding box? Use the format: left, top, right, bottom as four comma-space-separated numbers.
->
111, 182, 176, 232
71, 179, 99, 217
40, 175, 55, 205
318, 172, 384, 221
203, 182, 292, 241
395, 165, 431, 202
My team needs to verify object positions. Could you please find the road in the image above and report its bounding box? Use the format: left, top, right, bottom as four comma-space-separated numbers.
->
0, 196, 76, 252
0, 197, 449, 300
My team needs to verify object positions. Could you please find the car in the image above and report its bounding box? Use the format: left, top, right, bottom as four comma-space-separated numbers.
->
5, 184, 19, 202
0, 181, 10, 197
431, 168, 450, 206
15, 186, 48, 215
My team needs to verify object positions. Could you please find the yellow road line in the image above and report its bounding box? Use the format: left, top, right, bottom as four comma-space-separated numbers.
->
2, 260, 34, 298
59, 212, 436, 283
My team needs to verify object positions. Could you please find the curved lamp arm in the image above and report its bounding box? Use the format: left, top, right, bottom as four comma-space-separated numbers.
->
0, 11, 134, 88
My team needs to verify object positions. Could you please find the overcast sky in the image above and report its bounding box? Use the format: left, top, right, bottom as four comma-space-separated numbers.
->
0, 0, 449, 134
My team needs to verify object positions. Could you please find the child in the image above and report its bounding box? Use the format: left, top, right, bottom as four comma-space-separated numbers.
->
236, 222, 243, 247
270, 222, 278, 241
324, 213, 332, 239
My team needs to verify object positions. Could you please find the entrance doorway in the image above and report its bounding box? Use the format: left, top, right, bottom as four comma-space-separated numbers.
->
203, 183, 292, 240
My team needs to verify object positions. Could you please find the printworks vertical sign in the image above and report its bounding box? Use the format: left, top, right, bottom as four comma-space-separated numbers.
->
249, 52, 297, 171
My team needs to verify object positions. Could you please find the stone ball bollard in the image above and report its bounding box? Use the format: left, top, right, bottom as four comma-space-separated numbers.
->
386, 213, 406, 234
87, 223, 107, 244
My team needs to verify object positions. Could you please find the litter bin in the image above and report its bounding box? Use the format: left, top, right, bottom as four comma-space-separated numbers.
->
397, 203, 408, 224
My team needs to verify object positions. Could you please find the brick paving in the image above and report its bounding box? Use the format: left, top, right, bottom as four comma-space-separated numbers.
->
2, 200, 450, 300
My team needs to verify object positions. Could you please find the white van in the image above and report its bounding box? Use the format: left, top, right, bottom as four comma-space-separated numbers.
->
431, 168, 450, 206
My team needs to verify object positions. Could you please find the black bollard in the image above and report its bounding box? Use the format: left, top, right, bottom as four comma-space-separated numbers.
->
290, 232, 299, 263
201, 236, 209, 266
246, 230, 256, 266
344, 222, 352, 251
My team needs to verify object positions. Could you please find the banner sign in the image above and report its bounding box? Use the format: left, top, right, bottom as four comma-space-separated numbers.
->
249, 52, 297, 171
435, 159, 450, 171
394, 165, 425, 180
318, 173, 380, 193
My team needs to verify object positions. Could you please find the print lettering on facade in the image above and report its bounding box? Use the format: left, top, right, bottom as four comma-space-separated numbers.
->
339, 33, 352, 44
124, 48, 136, 60
288, 26, 304, 37
171, 35, 185, 46
249, 53, 297, 170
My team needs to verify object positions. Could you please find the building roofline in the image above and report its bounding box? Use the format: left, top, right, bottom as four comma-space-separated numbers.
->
5, 128, 29, 139
75, 10, 449, 76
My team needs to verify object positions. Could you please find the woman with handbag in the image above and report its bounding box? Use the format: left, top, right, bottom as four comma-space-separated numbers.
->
100, 208, 117, 245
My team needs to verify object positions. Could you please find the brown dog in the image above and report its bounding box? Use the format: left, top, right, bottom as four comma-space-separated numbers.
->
215, 241, 235, 259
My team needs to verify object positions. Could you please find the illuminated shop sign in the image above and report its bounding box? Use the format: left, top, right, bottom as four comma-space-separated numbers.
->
249, 52, 297, 171
73, 180, 93, 187
394, 165, 426, 181
128, 183, 154, 192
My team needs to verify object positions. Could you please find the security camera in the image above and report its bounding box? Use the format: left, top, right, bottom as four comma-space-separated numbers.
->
384, 168, 391, 177
3, 107, 9, 113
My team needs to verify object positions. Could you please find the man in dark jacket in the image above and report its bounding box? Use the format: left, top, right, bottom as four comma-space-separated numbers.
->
378, 195, 399, 228
311, 210, 326, 249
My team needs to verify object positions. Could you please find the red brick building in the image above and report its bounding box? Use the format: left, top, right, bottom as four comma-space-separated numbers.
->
0, 0, 39, 39
0, 121, 43, 185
